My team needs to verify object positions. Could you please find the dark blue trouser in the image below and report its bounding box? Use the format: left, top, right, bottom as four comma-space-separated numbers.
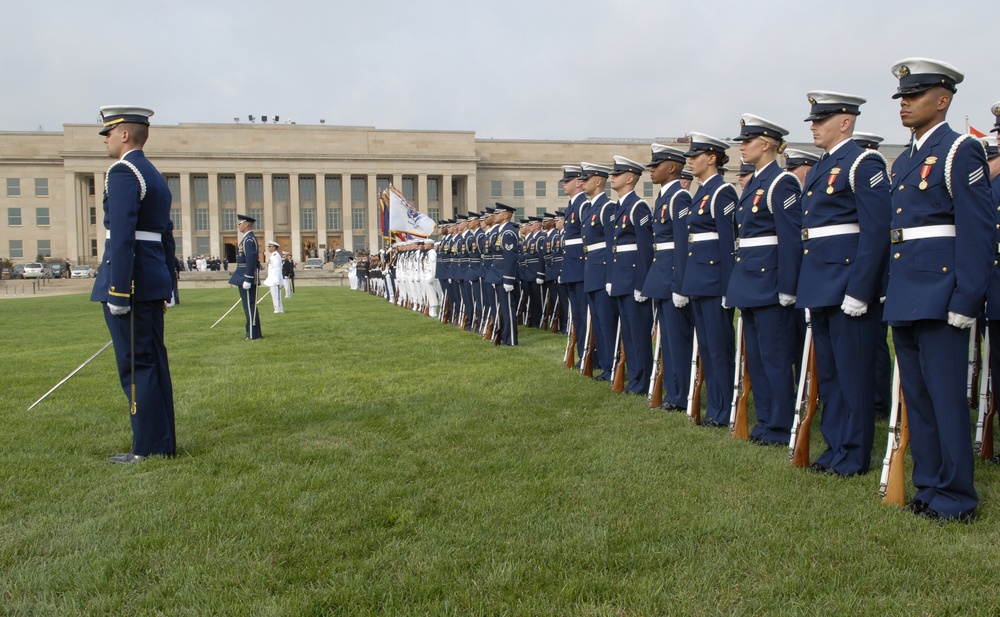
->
239, 284, 262, 339
656, 298, 695, 408
743, 304, 796, 443
615, 295, 654, 394
691, 296, 735, 425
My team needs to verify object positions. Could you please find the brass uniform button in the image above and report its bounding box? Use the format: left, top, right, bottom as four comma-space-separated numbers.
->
894, 252, 901, 259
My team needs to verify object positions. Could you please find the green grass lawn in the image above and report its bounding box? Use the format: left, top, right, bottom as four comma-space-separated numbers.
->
2, 287, 998, 616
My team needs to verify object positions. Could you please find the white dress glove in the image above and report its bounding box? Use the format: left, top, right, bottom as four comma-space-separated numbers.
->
605, 283, 612, 295
108, 303, 130, 316
634, 290, 648, 303
243, 281, 252, 290
778, 293, 796, 307
557, 276, 562, 284
948, 311, 976, 329
535, 277, 544, 286
841, 294, 868, 317
721, 296, 728, 309
804, 309, 811, 324
503, 284, 514, 293
672, 293, 689, 309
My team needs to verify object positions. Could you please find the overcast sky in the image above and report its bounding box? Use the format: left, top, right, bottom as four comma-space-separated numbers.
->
2, 0, 996, 145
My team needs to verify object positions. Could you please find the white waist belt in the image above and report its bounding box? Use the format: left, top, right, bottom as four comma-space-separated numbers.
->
106, 230, 161, 242
653, 241, 675, 251
801, 223, 859, 241
736, 236, 778, 249
689, 232, 719, 243
564, 238, 583, 246
614, 244, 638, 253
890, 224, 956, 243
584, 241, 606, 252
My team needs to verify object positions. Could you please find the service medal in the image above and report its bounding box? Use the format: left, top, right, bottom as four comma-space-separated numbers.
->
826, 168, 841, 195
752, 189, 763, 213
918, 156, 936, 190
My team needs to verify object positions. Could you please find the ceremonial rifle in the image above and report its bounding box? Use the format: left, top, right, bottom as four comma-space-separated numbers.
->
563, 309, 576, 369
789, 319, 818, 467
580, 308, 595, 378
975, 332, 995, 460
880, 360, 909, 506
28, 340, 113, 411
686, 331, 703, 425
648, 320, 664, 409
611, 318, 626, 394
211, 297, 243, 329
729, 313, 750, 440
968, 323, 981, 409
539, 286, 552, 331
440, 289, 450, 324
548, 300, 561, 333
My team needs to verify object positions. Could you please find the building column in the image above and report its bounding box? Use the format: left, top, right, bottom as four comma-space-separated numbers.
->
392, 173, 403, 194
465, 172, 477, 214
367, 173, 378, 250
316, 173, 327, 260
207, 172, 220, 258
289, 173, 301, 261
261, 172, 273, 266
417, 174, 428, 213
342, 174, 353, 251
179, 172, 193, 259
442, 173, 453, 219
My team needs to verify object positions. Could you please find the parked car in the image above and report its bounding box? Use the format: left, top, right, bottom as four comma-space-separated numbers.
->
1, 267, 11, 280
47, 262, 65, 278
12, 264, 24, 278
71, 265, 95, 279
22, 262, 45, 278
304, 257, 324, 270
333, 250, 354, 267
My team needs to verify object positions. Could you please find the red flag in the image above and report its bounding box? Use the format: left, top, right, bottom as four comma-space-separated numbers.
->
970, 126, 986, 138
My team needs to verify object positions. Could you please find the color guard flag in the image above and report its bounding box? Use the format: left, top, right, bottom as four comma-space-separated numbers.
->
970, 126, 986, 138
384, 186, 435, 238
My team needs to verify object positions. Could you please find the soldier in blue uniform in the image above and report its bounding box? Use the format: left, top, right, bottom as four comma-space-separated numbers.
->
493, 203, 521, 345
641, 144, 694, 410
884, 59, 992, 521
681, 133, 738, 426
852, 131, 892, 419
728, 115, 803, 445
560, 167, 588, 354
540, 212, 558, 329
797, 91, 890, 476
607, 156, 654, 395
91, 105, 176, 463
580, 162, 617, 381
230, 213, 262, 339
986, 107, 1000, 453
552, 209, 568, 333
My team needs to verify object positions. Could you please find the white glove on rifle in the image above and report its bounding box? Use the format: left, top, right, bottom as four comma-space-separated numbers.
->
841, 294, 867, 317
778, 293, 796, 307
503, 284, 514, 293
634, 290, 648, 303
242, 281, 252, 290
948, 311, 976, 329
535, 277, 544, 286
672, 293, 689, 309
721, 296, 729, 309
108, 302, 130, 316
605, 283, 612, 295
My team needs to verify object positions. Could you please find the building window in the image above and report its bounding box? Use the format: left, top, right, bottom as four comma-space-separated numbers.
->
428, 208, 439, 222
195, 237, 210, 255
643, 182, 654, 198
90, 239, 97, 258
7, 178, 20, 197
491, 181, 502, 198
350, 177, 366, 203
514, 208, 525, 220
272, 176, 290, 203
246, 176, 264, 206
353, 234, 368, 250
36, 207, 50, 226
326, 207, 342, 230
376, 176, 391, 196
192, 175, 209, 204
166, 176, 181, 206
249, 208, 264, 224
37, 240, 51, 258
88, 176, 96, 196
300, 208, 316, 230
536, 181, 546, 197
9, 240, 22, 258
402, 177, 415, 202
90, 207, 97, 226
8, 207, 21, 226
325, 176, 342, 203
170, 208, 181, 232
605, 187, 613, 198
195, 208, 210, 231
222, 208, 237, 231
513, 181, 524, 198
35, 178, 48, 197
219, 175, 237, 205
352, 208, 366, 229
558, 184, 566, 197
427, 178, 440, 202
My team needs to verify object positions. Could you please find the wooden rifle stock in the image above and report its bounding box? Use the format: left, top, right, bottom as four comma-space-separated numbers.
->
580, 309, 595, 378
968, 323, 981, 409
686, 333, 702, 425
730, 315, 750, 440
539, 287, 552, 331
648, 323, 664, 408
549, 301, 561, 333
611, 319, 626, 394
790, 323, 818, 467
883, 396, 910, 506
976, 332, 995, 460
439, 290, 449, 323
563, 318, 576, 369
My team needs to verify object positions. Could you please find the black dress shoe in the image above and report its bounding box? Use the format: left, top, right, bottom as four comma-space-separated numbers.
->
107, 452, 146, 464
658, 402, 684, 412
904, 499, 930, 515
807, 462, 831, 474
702, 419, 725, 428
